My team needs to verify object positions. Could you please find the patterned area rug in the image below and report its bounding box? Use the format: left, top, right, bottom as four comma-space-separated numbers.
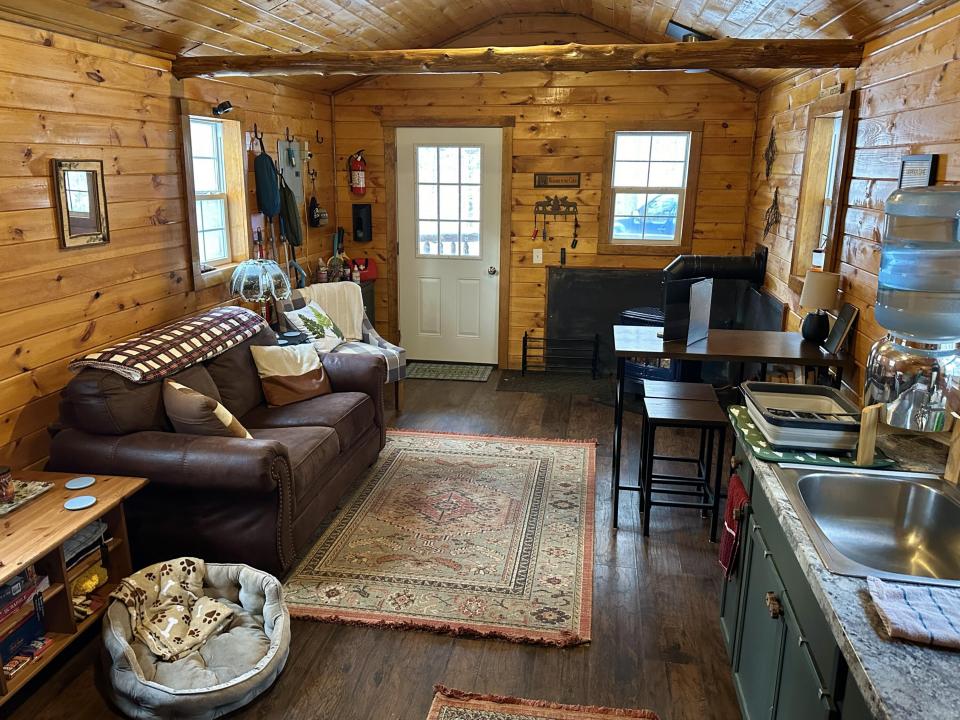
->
427, 687, 660, 719
284, 430, 595, 646
407, 362, 493, 382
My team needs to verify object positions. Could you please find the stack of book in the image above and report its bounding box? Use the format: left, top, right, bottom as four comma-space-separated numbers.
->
0, 567, 52, 680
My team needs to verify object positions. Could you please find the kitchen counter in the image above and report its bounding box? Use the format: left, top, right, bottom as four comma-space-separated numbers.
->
745, 432, 960, 720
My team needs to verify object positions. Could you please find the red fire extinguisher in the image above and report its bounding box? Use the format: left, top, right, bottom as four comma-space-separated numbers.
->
348, 150, 366, 196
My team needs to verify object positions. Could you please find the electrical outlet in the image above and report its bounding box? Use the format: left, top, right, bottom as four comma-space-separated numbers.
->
533, 248, 543, 264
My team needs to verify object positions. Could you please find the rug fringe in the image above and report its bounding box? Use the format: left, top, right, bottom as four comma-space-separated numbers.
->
386, 428, 599, 446
432, 685, 661, 719
287, 609, 589, 647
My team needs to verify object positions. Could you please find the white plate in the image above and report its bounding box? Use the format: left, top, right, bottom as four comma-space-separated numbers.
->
65, 476, 96, 490
64, 495, 97, 511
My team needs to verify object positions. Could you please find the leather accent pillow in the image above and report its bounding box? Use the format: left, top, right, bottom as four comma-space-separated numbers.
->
283, 301, 345, 353
249, 344, 332, 407
162, 380, 253, 438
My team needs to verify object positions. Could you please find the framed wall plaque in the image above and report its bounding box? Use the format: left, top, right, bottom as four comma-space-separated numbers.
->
534, 172, 581, 189
899, 154, 937, 188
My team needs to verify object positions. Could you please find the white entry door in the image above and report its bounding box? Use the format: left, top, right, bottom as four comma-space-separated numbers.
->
397, 127, 502, 363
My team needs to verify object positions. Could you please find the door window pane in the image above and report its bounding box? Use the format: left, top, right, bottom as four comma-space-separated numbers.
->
417, 146, 438, 183
460, 222, 480, 256
414, 145, 483, 258
439, 147, 460, 183
418, 184, 437, 220
418, 220, 439, 255
439, 221, 460, 256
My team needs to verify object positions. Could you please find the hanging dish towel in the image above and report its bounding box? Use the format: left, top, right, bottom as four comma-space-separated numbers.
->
867, 576, 960, 650
719, 473, 749, 578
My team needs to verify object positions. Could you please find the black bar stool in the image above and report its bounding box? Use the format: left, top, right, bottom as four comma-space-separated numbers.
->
612, 381, 717, 528
639, 397, 727, 542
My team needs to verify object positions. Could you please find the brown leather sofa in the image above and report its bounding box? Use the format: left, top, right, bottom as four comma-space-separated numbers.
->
47, 327, 386, 576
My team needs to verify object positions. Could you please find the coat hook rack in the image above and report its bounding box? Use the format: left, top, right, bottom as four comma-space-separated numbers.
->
533, 195, 579, 221
315, 130, 324, 145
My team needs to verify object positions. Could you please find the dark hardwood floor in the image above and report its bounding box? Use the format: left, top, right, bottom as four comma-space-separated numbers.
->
6, 372, 741, 720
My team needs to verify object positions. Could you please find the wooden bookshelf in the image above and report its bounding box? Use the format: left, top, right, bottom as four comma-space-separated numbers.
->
0, 471, 147, 705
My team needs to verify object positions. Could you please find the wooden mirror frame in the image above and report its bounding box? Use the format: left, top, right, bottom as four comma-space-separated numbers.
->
788, 90, 856, 294
52, 159, 110, 248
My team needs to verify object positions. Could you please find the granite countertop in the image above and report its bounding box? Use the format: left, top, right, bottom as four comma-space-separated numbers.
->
745, 432, 960, 720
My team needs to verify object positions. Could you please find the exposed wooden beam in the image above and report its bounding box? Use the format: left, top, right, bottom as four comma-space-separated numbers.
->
172, 38, 864, 79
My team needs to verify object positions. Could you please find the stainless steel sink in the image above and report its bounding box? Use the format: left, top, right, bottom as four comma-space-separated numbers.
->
775, 466, 960, 587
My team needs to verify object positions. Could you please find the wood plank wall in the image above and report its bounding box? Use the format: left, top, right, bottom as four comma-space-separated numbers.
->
745, 2, 960, 395
332, 15, 758, 367
0, 19, 336, 471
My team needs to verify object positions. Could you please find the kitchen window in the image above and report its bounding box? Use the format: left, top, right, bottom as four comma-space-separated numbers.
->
599, 122, 703, 255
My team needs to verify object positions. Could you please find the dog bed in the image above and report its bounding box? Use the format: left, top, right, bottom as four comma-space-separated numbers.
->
102, 563, 290, 719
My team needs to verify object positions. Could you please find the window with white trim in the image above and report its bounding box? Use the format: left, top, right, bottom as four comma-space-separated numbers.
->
608, 131, 691, 245
188, 117, 230, 265
415, 145, 482, 257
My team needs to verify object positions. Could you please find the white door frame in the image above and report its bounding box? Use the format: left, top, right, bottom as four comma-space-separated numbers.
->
383, 118, 514, 368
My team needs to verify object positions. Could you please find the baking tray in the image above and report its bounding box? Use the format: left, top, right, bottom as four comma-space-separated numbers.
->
741, 382, 861, 451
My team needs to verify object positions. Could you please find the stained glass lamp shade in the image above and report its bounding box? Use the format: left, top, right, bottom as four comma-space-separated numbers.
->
230, 259, 292, 309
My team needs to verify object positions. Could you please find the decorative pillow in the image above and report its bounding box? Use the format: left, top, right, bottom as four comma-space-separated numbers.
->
162, 380, 252, 438
283, 300, 345, 353
249, 344, 332, 407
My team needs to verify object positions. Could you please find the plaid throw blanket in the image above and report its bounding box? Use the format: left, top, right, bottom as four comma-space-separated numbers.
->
69, 306, 267, 383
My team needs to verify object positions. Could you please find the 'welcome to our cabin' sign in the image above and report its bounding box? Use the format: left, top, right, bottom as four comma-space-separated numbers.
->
534, 173, 581, 188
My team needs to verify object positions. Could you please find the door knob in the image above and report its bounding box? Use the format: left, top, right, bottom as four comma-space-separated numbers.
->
487, 266, 498, 276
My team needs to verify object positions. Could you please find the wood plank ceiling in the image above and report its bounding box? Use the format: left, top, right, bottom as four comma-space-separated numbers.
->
0, 0, 950, 90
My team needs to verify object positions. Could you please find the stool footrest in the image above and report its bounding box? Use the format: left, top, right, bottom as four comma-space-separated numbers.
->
649, 473, 706, 485
649, 499, 714, 510
650, 488, 713, 498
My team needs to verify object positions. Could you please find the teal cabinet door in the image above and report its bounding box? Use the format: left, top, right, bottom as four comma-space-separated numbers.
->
733, 518, 785, 720
720, 440, 755, 662
775, 592, 835, 720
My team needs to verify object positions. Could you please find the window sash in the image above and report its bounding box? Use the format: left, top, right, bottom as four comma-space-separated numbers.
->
611, 189, 685, 245
609, 131, 690, 245
189, 117, 231, 266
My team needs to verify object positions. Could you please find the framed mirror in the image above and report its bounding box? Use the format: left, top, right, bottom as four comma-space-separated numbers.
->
52, 159, 109, 247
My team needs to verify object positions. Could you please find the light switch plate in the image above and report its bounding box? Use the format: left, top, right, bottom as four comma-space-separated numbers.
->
533, 248, 543, 264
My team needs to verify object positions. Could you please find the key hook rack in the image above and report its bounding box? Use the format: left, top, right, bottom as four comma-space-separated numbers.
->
533, 195, 579, 221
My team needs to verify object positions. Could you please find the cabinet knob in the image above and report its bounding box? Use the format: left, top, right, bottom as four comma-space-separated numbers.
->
765, 591, 783, 619
730, 455, 742, 471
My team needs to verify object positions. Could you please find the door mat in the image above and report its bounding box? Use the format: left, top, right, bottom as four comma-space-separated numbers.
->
427, 686, 660, 719
284, 430, 596, 646
407, 362, 493, 382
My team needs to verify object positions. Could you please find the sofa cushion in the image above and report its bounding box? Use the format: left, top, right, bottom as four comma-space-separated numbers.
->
250, 427, 340, 508
163, 381, 253, 439
59, 364, 220, 436
249, 344, 331, 407
242, 392, 374, 451
205, 327, 277, 419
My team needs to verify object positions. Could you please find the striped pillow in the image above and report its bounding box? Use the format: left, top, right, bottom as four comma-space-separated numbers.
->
162, 380, 252, 438
249, 344, 332, 407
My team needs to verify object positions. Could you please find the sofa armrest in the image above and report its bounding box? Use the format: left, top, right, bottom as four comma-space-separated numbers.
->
320, 353, 386, 446
47, 428, 289, 495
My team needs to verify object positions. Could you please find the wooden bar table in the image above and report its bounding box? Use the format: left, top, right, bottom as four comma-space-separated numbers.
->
611, 326, 850, 504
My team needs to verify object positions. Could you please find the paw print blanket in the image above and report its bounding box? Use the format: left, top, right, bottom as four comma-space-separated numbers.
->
110, 557, 233, 661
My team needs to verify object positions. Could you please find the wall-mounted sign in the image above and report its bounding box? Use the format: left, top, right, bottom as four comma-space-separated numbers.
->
899, 154, 937, 188
534, 172, 581, 189
819, 83, 844, 98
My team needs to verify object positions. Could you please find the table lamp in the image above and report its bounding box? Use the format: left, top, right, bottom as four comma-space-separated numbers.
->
230, 258, 292, 318
799, 270, 840, 344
